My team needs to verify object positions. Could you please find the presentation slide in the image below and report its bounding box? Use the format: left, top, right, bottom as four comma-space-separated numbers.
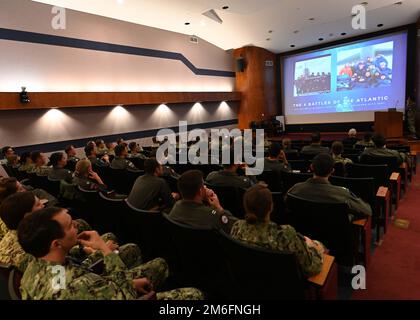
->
283, 32, 408, 124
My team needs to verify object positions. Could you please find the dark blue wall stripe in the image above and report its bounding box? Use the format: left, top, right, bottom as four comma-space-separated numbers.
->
0, 28, 236, 78
11, 119, 238, 155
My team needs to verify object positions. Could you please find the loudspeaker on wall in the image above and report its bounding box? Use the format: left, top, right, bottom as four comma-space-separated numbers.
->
236, 57, 246, 72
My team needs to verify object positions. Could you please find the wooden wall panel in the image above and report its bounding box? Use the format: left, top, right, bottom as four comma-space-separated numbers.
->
234, 46, 277, 129
0, 91, 241, 110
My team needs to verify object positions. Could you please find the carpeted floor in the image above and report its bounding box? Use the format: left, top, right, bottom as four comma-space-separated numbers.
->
352, 167, 420, 300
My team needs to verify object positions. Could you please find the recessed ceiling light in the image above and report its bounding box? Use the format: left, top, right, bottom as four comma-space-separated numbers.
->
116, 0, 124, 4
222, 6, 229, 10
293, 30, 300, 34
290, 45, 295, 48
184, 22, 190, 25
394, 1, 402, 5
318, 38, 324, 41
266, 38, 271, 41
377, 23, 384, 27
268, 30, 273, 34
309, 18, 315, 21
329, 33, 334, 37
341, 32, 347, 36
360, 2, 368, 6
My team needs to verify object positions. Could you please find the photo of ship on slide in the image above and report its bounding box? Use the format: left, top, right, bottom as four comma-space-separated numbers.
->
293, 55, 331, 97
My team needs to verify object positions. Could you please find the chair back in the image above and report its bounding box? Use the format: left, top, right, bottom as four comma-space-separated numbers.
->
163, 215, 232, 298
45, 178, 61, 198
219, 231, 305, 300
346, 163, 389, 190
257, 170, 282, 192
271, 192, 287, 225
281, 171, 312, 192
205, 183, 246, 218
122, 201, 174, 263
332, 162, 345, 177
0, 263, 12, 300
128, 157, 145, 170
94, 192, 126, 235
285, 193, 353, 265
8, 268, 22, 300
288, 160, 310, 173
359, 154, 399, 172
329, 176, 376, 211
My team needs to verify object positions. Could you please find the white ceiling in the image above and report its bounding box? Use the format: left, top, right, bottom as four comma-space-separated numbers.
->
32, 0, 420, 53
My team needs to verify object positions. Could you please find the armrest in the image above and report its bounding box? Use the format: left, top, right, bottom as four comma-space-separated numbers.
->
376, 186, 389, 198
308, 254, 335, 287
390, 172, 400, 181
352, 219, 367, 227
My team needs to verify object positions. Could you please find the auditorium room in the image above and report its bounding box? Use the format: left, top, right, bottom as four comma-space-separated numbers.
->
1, 0, 420, 305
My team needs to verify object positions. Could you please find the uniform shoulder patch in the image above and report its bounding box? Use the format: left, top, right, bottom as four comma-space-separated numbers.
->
221, 215, 229, 224
211, 209, 217, 215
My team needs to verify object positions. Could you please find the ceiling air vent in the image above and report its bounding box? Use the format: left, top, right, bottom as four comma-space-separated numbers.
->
189, 35, 199, 44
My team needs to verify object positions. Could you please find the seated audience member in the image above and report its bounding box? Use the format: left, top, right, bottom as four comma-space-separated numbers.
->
355, 132, 375, 148
18, 207, 203, 300
282, 138, 299, 157
86, 141, 96, 148
0, 190, 142, 272
29, 151, 51, 176
342, 128, 360, 146
300, 132, 329, 156
264, 142, 291, 173
0, 177, 26, 241
206, 151, 256, 189
73, 159, 107, 191
18, 152, 33, 172
107, 142, 117, 156
0, 192, 115, 270
231, 184, 324, 277
65, 145, 80, 163
127, 158, 178, 211
286, 153, 371, 221
331, 141, 353, 165
0, 192, 44, 271
0, 176, 58, 211
6, 154, 20, 168
0, 174, 55, 226
282, 138, 293, 151
0, 146, 15, 164
128, 142, 147, 160
117, 138, 125, 145
111, 144, 140, 171
169, 170, 237, 232
85, 144, 110, 167
360, 133, 406, 166
95, 139, 109, 156
48, 152, 73, 182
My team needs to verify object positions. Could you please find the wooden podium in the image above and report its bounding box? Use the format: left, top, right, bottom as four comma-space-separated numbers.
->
374, 111, 403, 138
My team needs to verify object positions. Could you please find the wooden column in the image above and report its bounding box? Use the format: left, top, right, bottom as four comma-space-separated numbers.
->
234, 46, 277, 129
